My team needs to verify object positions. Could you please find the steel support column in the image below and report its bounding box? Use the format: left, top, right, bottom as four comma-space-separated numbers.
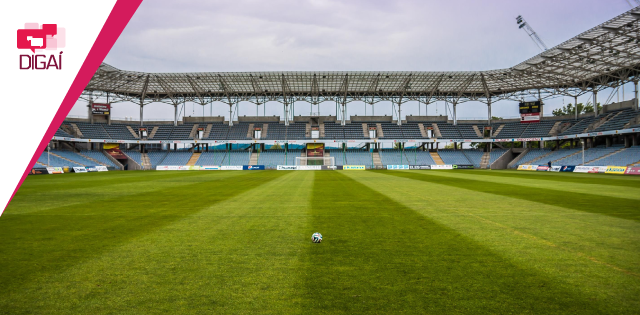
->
341, 102, 346, 126
487, 99, 491, 126
453, 101, 457, 126
397, 102, 402, 126
635, 80, 639, 111
174, 105, 178, 126
228, 104, 234, 126
140, 104, 144, 126
593, 90, 598, 117
574, 95, 579, 120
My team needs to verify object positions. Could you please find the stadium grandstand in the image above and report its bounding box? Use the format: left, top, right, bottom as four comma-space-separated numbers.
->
40, 8, 640, 171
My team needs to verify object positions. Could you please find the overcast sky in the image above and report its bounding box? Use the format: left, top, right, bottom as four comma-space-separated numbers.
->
70, 0, 638, 121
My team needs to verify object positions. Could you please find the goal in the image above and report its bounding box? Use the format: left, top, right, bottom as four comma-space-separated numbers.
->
295, 157, 335, 166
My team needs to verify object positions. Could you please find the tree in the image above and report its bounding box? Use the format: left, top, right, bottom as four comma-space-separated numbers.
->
270, 143, 282, 150
552, 103, 602, 117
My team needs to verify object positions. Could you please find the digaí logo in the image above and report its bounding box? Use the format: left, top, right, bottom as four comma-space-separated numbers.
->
17, 23, 65, 70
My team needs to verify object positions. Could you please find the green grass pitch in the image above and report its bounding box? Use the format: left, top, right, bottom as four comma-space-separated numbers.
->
1, 169, 640, 314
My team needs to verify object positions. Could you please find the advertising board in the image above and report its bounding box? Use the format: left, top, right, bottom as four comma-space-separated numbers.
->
243, 165, 265, 170
343, 165, 366, 170
73, 167, 87, 173
46, 167, 64, 174
386, 165, 409, 170
96, 166, 108, 172
200, 166, 221, 170
605, 166, 627, 174
550, 166, 561, 172
30, 167, 49, 175
409, 165, 431, 170
536, 166, 549, 171
277, 165, 298, 170
574, 166, 599, 173
453, 165, 474, 169
624, 167, 640, 175
431, 165, 453, 170
560, 165, 575, 172
85, 166, 98, 172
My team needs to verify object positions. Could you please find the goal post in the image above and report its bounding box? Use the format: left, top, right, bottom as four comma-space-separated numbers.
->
295, 156, 335, 166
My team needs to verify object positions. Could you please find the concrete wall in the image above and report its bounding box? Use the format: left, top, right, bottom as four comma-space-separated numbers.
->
350, 116, 393, 123
490, 149, 514, 170
405, 116, 447, 122
184, 116, 225, 123
238, 116, 280, 123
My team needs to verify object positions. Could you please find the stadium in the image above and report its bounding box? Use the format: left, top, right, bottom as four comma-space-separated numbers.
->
3, 4, 640, 314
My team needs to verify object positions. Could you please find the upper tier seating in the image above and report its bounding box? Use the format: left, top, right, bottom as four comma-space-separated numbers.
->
493, 123, 528, 138
55, 128, 73, 138
287, 123, 307, 140
103, 124, 136, 140
74, 122, 110, 139
593, 109, 636, 132
521, 121, 556, 137
265, 123, 286, 140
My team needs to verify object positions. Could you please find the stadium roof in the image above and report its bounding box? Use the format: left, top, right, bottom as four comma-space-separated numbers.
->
84, 8, 640, 106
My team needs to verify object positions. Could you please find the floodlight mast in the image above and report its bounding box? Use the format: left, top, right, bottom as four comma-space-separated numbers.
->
625, 0, 640, 8
516, 15, 548, 51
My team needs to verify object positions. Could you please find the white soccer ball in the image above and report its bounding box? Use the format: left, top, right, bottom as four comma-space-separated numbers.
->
311, 232, 323, 243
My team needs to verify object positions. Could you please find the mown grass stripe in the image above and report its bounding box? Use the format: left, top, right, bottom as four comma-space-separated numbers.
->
295, 171, 603, 314
466, 169, 640, 188
1, 171, 313, 314
0, 171, 286, 309
383, 170, 640, 222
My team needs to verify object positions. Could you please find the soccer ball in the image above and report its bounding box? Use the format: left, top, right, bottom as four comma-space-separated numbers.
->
311, 232, 323, 243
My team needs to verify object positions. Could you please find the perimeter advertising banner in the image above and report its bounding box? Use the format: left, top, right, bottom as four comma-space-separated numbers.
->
624, 167, 640, 175
46, 167, 64, 174
605, 166, 627, 174
409, 165, 431, 170
387, 165, 409, 170
550, 166, 561, 172
453, 165, 474, 169
560, 166, 576, 172
201, 166, 221, 170
72, 167, 87, 173
536, 166, 549, 171
343, 165, 365, 170
221, 166, 243, 170
431, 165, 453, 170
243, 165, 265, 170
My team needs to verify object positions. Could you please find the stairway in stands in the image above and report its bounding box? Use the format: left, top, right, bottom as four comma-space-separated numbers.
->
187, 153, 201, 166
249, 151, 259, 165
141, 152, 151, 169
430, 152, 444, 165
480, 152, 491, 169
372, 151, 382, 167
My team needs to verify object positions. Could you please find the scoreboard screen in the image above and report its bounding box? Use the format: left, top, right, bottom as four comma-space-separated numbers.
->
519, 101, 541, 114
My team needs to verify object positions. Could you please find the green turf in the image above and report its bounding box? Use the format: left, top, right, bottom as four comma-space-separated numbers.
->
1, 170, 639, 314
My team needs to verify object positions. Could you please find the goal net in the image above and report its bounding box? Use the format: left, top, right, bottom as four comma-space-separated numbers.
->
295, 157, 335, 166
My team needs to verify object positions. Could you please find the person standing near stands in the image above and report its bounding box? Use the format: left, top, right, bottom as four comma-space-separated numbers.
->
548, 160, 552, 170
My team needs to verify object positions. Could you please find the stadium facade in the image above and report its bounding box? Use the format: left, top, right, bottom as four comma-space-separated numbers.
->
41, 8, 640, 171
